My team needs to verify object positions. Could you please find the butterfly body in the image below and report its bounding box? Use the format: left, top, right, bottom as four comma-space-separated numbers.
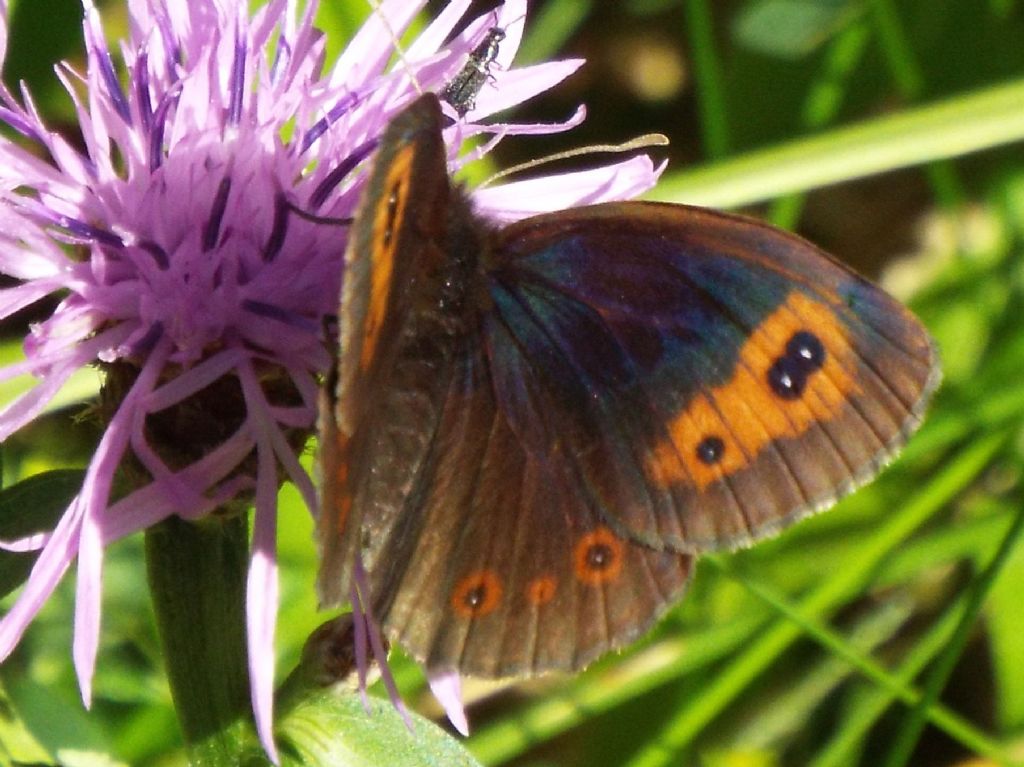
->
317, 94, 939, 678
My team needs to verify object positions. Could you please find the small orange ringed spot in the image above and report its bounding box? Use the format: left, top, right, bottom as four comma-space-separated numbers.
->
574, 527, 624, 586
451, 570, 503, 618
526, 576, 557, 605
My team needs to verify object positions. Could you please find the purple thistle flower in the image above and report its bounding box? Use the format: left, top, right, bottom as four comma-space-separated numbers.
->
0, 0, 662, 759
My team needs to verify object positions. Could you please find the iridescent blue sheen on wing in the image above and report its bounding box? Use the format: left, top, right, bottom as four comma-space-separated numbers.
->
486, 275, 671, 526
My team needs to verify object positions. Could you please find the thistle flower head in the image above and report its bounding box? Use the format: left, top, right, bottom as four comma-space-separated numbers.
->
0, 0, 662, 759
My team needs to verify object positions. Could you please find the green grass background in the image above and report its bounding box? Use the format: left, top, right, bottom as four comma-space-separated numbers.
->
1, 0, 1024, 765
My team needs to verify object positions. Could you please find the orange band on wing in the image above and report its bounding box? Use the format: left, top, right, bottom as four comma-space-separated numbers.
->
646, 291, 860, 489
360, 143, 416, 371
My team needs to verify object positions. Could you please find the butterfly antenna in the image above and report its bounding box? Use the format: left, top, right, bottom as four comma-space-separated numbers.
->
480, 133, 670, 187
365, 0, 423, 95
500, 9, 529, 43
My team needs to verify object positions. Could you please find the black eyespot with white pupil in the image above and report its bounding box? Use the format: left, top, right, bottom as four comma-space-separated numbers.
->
464, 584, 487, 608
787, 331, 826, 373
767, 330, 826, 400
696, 435, 725, 464
586, 543, 614, 570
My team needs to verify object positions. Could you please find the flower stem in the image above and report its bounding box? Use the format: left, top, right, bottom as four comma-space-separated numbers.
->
146, 513, 263, 765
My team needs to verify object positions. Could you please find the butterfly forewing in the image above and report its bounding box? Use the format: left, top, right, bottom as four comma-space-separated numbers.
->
486, 203, 939, 552
318, 97, 455, 604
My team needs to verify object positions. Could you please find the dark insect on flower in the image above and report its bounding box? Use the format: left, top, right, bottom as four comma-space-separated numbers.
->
441, 26, 507, 117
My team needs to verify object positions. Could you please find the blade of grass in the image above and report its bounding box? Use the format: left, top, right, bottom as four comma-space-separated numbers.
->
684, 0, 730, 159
812, 582, 976, 767
467, 613, 766, 765
653, 77, 1024, 208
900, 382, 1024, 464
867, 0, 921, 95
515, 0, 592, 64
868, 0, 965, 209
715, 558, 1010, 764
880, 498, 1024, 767
810, 499, 1023, 766
621, 430, 1009, 767
874, 504, 1019, 588
725, 597, 915, 750
768, 19, 872, 229
728, 493, 1016, 613
988, 502, 1024, 730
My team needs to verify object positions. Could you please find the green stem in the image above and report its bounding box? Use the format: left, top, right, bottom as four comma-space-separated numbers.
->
146, 513, 263, 766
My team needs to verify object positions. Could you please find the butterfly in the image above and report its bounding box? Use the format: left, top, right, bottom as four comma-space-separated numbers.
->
316, 92, 939, 679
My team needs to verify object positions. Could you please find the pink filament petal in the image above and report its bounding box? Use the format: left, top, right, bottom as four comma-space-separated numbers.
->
474, 155, 665, 221
428, 670, 469, 736
100, 428, 257, 542
0, 497, 84, 661
0, 365, 77, 441
73, 338, 171, 706
349, 570, 371, 710
247, 432, 282, 765
0, 532, 50, 552
458, 104, 587, 144
471, 60, 586, 119
405, 0, 473, 60
351, 556, 412, 729
331, 0, 427, 89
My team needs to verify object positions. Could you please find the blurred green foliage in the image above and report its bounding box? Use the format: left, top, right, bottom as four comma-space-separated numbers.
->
1, 0, 1024, 765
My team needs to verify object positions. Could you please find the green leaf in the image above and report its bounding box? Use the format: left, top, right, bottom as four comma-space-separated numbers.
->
276, 691, 481, 767
3, 0, 84, 123
732, 0, 862, 59
0, 470, 83, 598
5, 677, 116, 766
516, 0, 593, 64
0, 682, 56, 766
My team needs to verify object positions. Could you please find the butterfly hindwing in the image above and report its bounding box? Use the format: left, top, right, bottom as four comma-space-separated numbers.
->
366, 340, 694, 677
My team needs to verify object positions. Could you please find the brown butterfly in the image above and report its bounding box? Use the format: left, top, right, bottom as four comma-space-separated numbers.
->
316, 93, 939, 679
